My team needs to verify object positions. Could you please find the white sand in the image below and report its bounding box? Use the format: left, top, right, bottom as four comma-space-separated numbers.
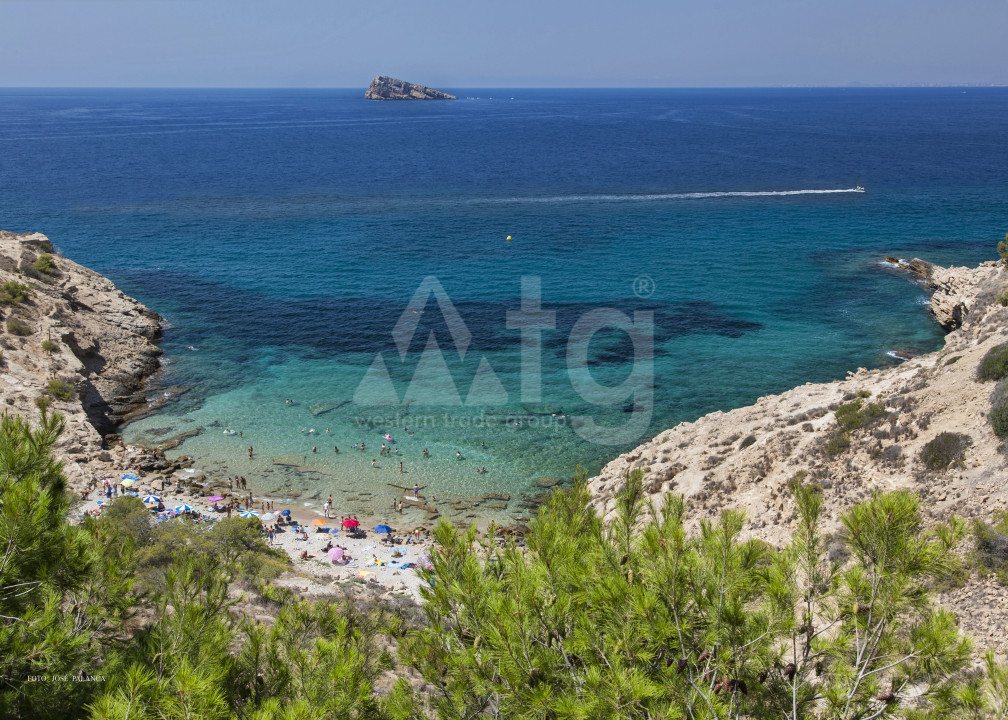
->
76, 472, 435, 602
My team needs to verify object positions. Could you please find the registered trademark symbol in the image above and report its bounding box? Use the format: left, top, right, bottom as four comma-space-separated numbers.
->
632, 275, 655, 298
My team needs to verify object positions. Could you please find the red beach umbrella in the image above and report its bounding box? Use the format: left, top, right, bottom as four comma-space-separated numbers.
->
341, 518, 359, 529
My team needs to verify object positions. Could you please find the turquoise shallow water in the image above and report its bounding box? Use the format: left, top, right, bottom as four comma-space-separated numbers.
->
1, 88, 1006, 524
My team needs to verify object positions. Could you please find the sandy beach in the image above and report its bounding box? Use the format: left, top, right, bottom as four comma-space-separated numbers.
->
76, 455, 437, 601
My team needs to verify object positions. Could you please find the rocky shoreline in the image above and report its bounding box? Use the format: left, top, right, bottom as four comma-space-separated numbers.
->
0, 231, 166, 486
588, 256, 1008, 657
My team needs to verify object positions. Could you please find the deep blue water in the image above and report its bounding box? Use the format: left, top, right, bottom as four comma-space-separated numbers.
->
2, 88, 1006, 522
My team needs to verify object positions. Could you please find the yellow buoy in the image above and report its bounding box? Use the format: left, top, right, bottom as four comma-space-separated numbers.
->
506, 235, 512, 242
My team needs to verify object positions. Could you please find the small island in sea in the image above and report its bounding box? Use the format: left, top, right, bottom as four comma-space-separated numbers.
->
364, 75, 456, 100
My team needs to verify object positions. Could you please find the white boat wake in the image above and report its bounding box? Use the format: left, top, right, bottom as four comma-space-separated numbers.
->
477, 188, 865, 205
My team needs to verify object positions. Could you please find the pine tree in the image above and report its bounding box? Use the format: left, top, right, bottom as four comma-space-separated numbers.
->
402, 470, 978, 719
0, 410, 136, 719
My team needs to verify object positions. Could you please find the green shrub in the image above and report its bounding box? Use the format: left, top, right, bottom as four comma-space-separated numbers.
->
739, 434, 756, 449
990, 379, 1008, 438
786, 470, 809, 492
919, 431, 972, 471
931, 554, 970, 592
970, 510, 1008, 585
0, 280, 30, 305
978, 343, 1008, 382
6, 317, 33, 336
46, 378, 75, 401
999, 291, 1008, 307
32, 254, 55, 274
835, 399, 888, 433
857, 390, 872, 398
999, 232, 1008, 268
824, 431, 851, 457
945, 355, 961, 365
41, 339, 57, 353
130, 515, 288, 594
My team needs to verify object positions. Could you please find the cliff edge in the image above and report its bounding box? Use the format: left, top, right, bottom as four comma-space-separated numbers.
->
588, 257, 1008, 655
0, 231, 162, 485
365, 76, 456, 100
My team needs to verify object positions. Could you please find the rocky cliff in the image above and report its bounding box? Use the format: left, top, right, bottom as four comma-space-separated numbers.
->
0, 231, 163, 485
365, 76, 456, 100
588, 257, 1008, 655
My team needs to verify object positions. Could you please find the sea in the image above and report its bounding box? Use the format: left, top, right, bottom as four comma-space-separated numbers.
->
1, 87, 1006, 525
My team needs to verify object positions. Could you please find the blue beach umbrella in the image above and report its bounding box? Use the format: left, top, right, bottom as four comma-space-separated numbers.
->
281, 509, 291, 516
240, 510, 260, 518
124, 491, 139, 497
374, 524, 392, 534
174, 504, 193, 513
121, 473, 139, 481
142, 495, 161, 503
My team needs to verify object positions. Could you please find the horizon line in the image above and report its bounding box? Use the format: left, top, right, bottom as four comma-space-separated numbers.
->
1, 83, 1006, 91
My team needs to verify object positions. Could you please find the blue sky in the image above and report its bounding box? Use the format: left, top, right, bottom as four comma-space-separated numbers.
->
1, 0, 1005, 87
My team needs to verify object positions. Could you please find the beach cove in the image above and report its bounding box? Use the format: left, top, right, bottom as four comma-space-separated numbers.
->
3, 88, 1006, 528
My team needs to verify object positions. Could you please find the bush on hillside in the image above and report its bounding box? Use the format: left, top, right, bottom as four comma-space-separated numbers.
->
990, 379, 1008, 438
920, 431, 972, 471
0, 280, 30, 305
32, 254, 55, 274
835, 398, 888, 433
46, 378, 75, 401
970, 510, 1008, 586
978, 343, 1008, 382
6, 317, 33, 336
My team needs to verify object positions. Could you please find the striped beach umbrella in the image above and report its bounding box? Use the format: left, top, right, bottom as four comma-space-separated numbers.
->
174, 504, 193, 513
240, 510, 259, 518
142, 495, 160, 504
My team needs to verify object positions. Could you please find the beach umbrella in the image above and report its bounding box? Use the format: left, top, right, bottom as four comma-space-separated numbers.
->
124, 491, 139, 497
142, 495, 160, 503
374, 524, 392, 534
262, 512, 276, 522
281, 509, 291, 517
174, 504, 193, 513
240, 510, 260, 518
121, 473, 139, 481
208, 495, 225, 502
120, 478, 136, 487
328, 547, 344, 562
341, 518, 359, 529
310, 518, 326, 525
